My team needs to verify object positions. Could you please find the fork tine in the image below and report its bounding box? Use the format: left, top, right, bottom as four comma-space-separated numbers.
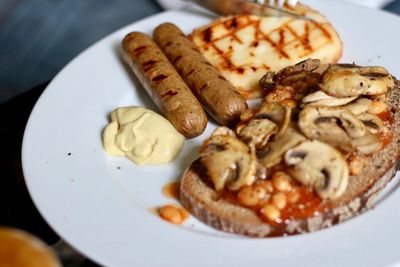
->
260, 0, 298, 7
286, 0, 299, 6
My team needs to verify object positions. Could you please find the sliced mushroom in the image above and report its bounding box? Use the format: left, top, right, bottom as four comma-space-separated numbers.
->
211, 126, 236, 137
298, 106, 366, 151
253, 102, 292, 137
199, 135, 257, 191
320, 65, 371, 97
321, 64, 395, 97
278, 72, 322, 93
302, 90, 357, 107
236, 119, 278, 148
357, 113, 386, 134
358, 66, 395, 95
352, 131, 382, 154
264, 85, 296, 103
259, 71, 275, 91
275, 59, 321, 82
260, 59, 322, 95
284, 140, 349, 199
258, 124, 306, 168
343, 98, 372, 115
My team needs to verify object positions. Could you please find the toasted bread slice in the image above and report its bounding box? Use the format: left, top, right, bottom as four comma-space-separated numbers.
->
190, 4, 342, 99
180, 79, 400, 237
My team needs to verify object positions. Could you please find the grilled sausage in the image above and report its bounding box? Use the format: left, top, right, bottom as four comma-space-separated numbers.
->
153, 23, 248, 126
122, 32, 207, 138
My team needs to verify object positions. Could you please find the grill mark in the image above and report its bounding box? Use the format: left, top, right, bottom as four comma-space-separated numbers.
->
173, 55, 182, 64
264, 35, 290, 59
223, 17, 239, 29
211, 17, 258, 43
161, 90, 178, 98
278, 28, 285, 46
203, 27, 213, 43
232, 35, 243, 44
199, 84, 208, 91
134, 46, 147, 53
142, 60, 157, 71
301, 23, 312, 51
311, 21, 332, 40
152, 74, 168, 82
263, 64, 270, 70
186, 69, 195, 76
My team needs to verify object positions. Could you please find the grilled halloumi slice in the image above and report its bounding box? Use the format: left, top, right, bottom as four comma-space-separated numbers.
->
189, 4, 342, 99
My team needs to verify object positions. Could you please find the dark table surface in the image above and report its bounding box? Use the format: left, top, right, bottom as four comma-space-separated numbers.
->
1, 0, 400, 266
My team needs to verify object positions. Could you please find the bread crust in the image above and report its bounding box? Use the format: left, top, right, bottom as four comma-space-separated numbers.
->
180, 80, 400, 237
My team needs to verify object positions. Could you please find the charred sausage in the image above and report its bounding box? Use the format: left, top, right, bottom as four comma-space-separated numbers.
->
153, 23, 248, 126
122, 32, 207, 138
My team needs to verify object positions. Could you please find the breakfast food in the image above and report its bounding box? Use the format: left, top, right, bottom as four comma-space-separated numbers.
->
0, 227, 61, 267
122, 32, 207, 138
154, 23, 248, 126
190, 4, 342, 99
158, 204, 189, 225
180, 59, 399, 236
103, 107, 185, 165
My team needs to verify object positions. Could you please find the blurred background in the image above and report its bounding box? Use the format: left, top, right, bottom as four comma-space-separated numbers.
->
0, 0, 399, 104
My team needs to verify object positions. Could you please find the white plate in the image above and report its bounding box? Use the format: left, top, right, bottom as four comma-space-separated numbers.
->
22, 1, 400, 266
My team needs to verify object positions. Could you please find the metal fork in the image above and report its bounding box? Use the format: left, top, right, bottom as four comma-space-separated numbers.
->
185, 0, 307, 20
256, 0, 299, 8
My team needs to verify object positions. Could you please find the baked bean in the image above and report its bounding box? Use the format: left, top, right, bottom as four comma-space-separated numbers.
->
253, 186, 267, 199
272, 192, 287, 210
256, 180, 274, 193
272, 172, 292, 191
237, 186, 260, 207
260, 204, 281, 221
159, 205, 184, 224
287, 190, 300, 203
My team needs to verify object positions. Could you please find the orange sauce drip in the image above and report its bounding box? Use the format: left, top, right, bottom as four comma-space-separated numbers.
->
162, 182, 180, 200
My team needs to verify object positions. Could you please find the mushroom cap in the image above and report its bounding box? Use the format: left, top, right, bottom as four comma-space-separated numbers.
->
302, 90, 357, 107
199, 135, 257, 191
320, 65, 371, 97
236, 118, 278, 148
357, 113, 386, 134
298, 106, 366, 151
284, 140, 349, 199
358, 66, 395, 95
320, 64, 395, 97
254, 102, 291, 137
258, 124, 306, 168
343, 98, 372, 115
